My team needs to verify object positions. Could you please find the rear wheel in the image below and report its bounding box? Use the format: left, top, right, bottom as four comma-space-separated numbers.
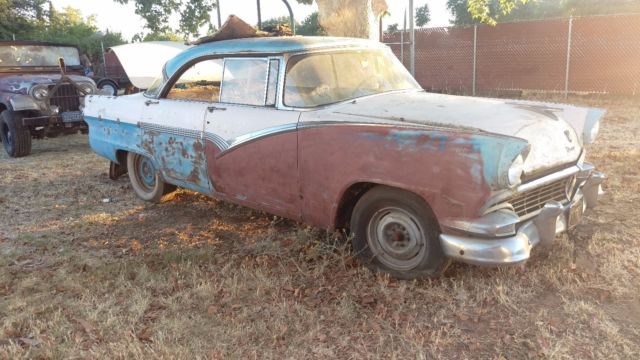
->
97, 79, 119, 96
0, 110, 31, 157
350, 186, 450, 279
127, 152, 176, 202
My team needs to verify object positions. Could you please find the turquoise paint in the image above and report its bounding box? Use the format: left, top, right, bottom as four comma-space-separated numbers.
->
362, 128, 528, 189
84, 116, 213, 195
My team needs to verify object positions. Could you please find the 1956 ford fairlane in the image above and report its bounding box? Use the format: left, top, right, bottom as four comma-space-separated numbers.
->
83, 36, 605, 279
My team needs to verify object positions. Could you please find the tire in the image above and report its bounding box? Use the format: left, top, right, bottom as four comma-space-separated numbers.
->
0, 110, 32, 157
126, 152, 176, 202
350, 186, 451, 279
97, 79, 119, 96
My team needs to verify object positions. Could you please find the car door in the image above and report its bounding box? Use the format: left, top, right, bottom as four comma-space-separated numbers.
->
203, 57, 302, 219
139, 58, 224, 194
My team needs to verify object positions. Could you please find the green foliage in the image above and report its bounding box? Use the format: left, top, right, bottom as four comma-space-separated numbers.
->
449, 0, 640, 26
415, 4, 431, 27
260, 16, 298, 31
114, 0, 217, 38
1, 2, 126, 64
259, 12, 325, 36
0, 0, 48, 40
387, 23, 399, 32
132, 31, 183, 42
466, 0, 530, 25
297, 12, 325, 36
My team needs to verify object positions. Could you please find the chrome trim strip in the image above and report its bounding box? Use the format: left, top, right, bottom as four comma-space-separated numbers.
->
139, 121, 230, 151
139, 122, 201, 139
203, 132, 230, 151
219, 123, 298, 157
516, 166, 580, 193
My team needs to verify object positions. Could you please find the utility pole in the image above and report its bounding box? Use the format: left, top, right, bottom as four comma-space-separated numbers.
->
408, 0, 415, 76
216, 0, 222, 29
256, 0, 262, 30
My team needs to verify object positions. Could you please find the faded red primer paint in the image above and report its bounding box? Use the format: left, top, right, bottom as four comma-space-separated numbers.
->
204, 132, 300, 220
202, 124, 491, 230
298, 125, 491, 228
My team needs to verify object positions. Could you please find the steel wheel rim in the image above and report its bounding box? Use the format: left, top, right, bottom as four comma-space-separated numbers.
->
134, 155, 157, 192
366, 207, 427, 271
101, 84, 116, 95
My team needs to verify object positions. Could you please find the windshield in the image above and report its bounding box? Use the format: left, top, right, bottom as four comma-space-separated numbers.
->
284, 49, 420, 108
0, 45, 81, 68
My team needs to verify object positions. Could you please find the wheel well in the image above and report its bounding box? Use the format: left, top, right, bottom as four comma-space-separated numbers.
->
115, 149, 128, 165
334, 182, 377, 230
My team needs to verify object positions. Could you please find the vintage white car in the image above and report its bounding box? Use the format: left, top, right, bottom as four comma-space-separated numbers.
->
83, 36, 605, 279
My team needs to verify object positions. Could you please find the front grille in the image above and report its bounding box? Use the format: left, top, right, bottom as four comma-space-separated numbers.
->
509, 177, 572, 218
49, 84, 80, 112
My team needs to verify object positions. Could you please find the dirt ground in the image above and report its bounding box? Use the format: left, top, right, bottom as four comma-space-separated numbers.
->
0, 96, 639, 359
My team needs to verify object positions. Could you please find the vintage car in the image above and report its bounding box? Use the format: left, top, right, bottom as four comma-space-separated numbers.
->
83, 36, 605, 279
95, 41, 191, 96
0, 41, 98, 157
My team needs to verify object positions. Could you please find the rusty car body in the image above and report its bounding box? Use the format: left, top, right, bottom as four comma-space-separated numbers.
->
83, 37, 605, 278
0, 41, 99, 157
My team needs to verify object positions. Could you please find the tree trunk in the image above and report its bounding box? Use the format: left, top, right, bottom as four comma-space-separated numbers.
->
316, 0, 388, 40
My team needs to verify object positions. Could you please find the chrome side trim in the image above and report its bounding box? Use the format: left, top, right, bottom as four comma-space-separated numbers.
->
139, 121, 230, 151
139, 122, 201, 139
204, 132, 230, 151
219, 123, 298, 157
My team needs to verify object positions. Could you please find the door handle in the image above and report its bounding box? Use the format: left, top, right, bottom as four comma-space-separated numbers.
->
207, 105, 226, 113
145, 100, 159, 106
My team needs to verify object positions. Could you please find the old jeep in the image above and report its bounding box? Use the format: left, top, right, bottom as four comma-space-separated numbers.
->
0, 41, 97, 157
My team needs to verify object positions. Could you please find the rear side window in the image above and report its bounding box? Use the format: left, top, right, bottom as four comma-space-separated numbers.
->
220, 58, 279, 106
166, 59, 224, 102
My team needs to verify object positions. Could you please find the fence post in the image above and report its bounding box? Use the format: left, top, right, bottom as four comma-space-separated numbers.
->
473, 25, 477, 96
564, 16, 573, 98
409, 0, 415, 76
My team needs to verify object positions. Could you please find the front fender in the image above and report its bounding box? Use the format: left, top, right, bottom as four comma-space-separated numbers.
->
6, 93, 42, 112
298, 123, 530, 228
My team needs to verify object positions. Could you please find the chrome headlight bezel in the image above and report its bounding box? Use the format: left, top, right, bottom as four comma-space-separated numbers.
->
78, 82, 96, 95
507, 154, 525, 187
30, 85, 50, 101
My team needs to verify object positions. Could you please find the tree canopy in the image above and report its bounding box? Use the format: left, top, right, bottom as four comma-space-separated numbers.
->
450, 0, 640, 26
114, 0, 218, 38
260, 12, 325, 36
415, 3, 430, 27
1, 1, 126, 62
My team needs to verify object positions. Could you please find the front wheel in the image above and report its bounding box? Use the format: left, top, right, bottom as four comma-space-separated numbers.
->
0, 110, 32, 157
126, 152, 176, 202
350, 186, 450, 279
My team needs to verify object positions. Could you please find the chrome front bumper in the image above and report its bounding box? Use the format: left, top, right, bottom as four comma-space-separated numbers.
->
439, 168, 605, 266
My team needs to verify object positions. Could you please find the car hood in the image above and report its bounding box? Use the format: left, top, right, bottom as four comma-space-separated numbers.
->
324, 91, 604, 176
107, 41, 191, 89
0, 73, 93, 95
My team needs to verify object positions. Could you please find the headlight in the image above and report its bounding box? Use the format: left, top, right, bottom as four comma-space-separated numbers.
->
78, 83, 95, 95
31, 85, 49, 100
507, 154, 525, 187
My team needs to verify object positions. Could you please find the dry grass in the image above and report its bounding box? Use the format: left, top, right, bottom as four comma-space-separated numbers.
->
0, 96, 639, 359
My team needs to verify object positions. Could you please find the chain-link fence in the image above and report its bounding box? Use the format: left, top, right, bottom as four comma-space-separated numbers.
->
383, 14, 640, 96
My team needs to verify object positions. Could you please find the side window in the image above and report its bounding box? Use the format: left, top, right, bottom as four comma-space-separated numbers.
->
221, 58, 279, 106
166, 59, 223, 102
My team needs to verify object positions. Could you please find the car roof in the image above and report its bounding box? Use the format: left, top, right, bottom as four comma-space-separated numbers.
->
165, 36, 387, 78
